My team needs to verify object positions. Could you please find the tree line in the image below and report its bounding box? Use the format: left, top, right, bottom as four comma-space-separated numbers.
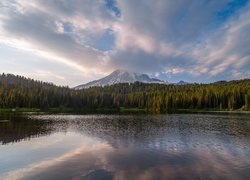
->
0, 73, 249, 113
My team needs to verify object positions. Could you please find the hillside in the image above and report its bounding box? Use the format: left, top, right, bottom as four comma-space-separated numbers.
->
0, 73, 250, 113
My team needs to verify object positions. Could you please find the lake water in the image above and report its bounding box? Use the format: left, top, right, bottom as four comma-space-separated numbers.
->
0, 113, 250, 180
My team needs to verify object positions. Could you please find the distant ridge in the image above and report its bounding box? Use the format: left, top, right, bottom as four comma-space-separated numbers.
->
175, 80, 188, 85
75, 69, 167, 89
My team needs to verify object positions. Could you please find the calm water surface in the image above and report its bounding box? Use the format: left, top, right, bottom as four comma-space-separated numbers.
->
0, 113, 250, 180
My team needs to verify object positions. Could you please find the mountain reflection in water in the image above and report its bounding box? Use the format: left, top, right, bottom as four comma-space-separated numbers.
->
0, 113, 250, 180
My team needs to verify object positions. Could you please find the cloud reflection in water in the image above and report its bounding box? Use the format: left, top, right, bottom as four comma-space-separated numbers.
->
0, 114, 249, 179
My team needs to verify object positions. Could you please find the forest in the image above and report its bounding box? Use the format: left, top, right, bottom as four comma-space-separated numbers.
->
0, 73, 249, 113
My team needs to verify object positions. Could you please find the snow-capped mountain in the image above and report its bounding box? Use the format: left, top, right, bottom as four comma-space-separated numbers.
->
176, 80, 188, 85
75, 69, 167, 89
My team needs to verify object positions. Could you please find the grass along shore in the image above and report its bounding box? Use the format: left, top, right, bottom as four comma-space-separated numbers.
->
0, 107, 249, 114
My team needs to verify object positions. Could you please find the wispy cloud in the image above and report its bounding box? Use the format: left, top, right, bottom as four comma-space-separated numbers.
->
0, 0, 249, 85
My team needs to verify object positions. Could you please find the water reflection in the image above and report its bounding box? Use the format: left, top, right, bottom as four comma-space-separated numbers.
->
0, 113, 250, 179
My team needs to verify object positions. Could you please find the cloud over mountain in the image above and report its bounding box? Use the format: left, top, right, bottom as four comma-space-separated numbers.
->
0, 0, 249, 86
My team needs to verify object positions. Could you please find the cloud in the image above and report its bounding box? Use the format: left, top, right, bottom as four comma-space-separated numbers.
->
0, 0, 117, 75
0, 143, 112, 180
109, 0, 250, 81
0, 0, 249, 84
191, 3, 250, 79
116, 0, 227, 45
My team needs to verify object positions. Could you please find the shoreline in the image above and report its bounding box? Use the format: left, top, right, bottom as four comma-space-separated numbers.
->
0, 108, 249, 114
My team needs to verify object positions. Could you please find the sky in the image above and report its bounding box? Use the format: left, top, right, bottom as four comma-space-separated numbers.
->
0, 0, 250, 87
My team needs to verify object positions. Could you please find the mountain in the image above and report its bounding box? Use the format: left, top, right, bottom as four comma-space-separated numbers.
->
176, 80, 188, 85
75, 69, 167, 89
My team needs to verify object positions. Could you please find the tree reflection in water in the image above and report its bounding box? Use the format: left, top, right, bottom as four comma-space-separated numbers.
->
0, 113, 250, 179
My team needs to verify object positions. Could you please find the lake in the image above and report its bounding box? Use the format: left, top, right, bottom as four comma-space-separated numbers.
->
0, 113, 250, 180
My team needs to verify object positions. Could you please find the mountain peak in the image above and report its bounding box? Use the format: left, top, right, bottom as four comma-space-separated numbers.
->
75, 70, 166, 89
176, 80, 188, 85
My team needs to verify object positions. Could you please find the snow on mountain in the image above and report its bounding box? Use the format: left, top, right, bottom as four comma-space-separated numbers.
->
176, 80, 188, 85
75, 69, 167, 89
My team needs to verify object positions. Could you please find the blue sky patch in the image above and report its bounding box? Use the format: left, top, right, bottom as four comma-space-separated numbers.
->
63, 22, 73, 33
217, 0, 248, 21
91, 28, 115, 51
105, 0, 121, 17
